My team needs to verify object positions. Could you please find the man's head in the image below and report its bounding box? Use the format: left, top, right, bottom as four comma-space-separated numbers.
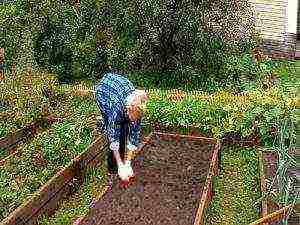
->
125, 90, 149, 122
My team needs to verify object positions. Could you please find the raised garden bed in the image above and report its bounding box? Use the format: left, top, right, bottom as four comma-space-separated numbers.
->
36, 157, 108, 225
249, 150, 299, 225
0, 134, 107, 225
147, 126, 297, 225
77, 132, 219, 225
0, 114, 98, 224
31, 129, 153, 225
203, 143, 298, 225
204, 144, 263, 225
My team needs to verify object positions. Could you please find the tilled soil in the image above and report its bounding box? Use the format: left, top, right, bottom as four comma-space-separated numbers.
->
81, 134, 213, 225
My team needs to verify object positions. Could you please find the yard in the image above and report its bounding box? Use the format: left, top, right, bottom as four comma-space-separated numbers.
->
0, 59, 298, 225
0, 1, 299, 225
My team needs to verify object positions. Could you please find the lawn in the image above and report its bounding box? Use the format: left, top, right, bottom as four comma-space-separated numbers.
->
204, 145, 261, 225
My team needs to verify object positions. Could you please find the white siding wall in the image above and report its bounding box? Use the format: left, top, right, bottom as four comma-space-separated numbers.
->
250, 0, 297, 58
287, 0, 298, 34
250, 0, 288, 41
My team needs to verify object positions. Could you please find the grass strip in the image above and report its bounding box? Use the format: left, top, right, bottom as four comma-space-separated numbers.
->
204, 144, 262, 225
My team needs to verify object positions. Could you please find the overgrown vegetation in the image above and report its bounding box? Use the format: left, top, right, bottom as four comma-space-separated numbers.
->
0, 95, 96, 220
144, 86, 296, 147
0, 68, 98, 138
260, 116, 299, 225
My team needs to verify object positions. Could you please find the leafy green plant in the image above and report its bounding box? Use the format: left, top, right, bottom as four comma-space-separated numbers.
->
269, 117, 297, 225
0, 94, 97, 221
144, 87, 296, 147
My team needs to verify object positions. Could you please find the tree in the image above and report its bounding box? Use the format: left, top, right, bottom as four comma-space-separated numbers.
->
109, 0, 259, 85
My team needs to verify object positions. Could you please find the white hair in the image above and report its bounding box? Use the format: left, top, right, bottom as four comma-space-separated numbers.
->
125, 89, 148, 120
126, 90, 148, 107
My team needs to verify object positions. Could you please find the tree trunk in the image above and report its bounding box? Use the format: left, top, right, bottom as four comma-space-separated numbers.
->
12, 63, 17, 80
0, 48, 5, 81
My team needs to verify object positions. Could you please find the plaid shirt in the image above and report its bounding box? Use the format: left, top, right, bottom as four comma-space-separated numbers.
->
95, 72, 142, 146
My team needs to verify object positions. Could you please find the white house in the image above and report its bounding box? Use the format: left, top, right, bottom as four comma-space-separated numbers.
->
250, 0, 299, 58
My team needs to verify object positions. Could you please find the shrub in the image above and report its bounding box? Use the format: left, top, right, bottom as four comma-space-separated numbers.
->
0, 69, 59, 137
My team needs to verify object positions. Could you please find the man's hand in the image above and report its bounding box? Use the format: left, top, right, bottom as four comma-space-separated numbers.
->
125, 143, 138, 162
118, 163, 129, 181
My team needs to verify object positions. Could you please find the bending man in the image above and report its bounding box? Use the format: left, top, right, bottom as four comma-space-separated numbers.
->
95, 71, 148, 181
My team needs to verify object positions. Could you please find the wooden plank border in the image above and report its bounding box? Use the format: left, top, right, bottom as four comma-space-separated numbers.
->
152, 131, 216, 143
252, 150, 298, 225
193, 141, 221, 225
258, 151, 269, 225
0, 116, 63, 150
0, 135, 108, 225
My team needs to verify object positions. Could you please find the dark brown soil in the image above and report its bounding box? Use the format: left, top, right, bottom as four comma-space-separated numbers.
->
81, 134, 213, 225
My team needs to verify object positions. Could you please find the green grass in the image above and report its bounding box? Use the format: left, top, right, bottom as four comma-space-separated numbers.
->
36, 164, 107, 225
204, 145, 261, 225
0, 147, 10, 159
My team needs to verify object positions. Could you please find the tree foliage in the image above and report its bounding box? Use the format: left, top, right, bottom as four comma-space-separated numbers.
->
109, 0, 259, 86
1, 0, 260, 84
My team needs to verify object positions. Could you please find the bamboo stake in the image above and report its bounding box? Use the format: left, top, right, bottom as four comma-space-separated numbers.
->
249, 204, 297, 225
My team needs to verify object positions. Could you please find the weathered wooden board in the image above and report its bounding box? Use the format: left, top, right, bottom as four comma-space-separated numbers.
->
0, 135, 108, 225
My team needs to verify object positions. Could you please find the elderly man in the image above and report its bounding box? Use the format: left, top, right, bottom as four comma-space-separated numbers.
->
95, 71, 148, 183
